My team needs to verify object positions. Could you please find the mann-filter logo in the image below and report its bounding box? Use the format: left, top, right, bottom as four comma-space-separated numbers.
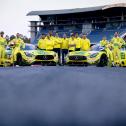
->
38, 51, 48, 55
76, 52, 85, 55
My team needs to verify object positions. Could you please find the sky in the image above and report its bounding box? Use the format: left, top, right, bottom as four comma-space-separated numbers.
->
0, 0, 126, 37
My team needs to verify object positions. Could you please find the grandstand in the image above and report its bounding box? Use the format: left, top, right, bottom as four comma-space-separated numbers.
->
27, 3, 126, 44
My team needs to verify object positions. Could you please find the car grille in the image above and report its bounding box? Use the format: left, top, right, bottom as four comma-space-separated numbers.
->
35, 55, 54, 60
69, 56, 87, 60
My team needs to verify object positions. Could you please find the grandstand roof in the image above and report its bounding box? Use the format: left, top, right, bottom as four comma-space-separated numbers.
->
27, 3, 126, 16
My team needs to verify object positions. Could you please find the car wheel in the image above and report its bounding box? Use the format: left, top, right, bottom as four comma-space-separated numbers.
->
16, 54, 23, 66
84, 62, 88, 67
51, 62, 57, 66
97, 54, 108, 67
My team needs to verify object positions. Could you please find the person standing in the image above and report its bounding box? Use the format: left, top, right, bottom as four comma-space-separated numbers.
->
45, 35, 54, 51
68, 33, 76, 52
61, 33, 69, 65
110, 32, 125, 63
81, 34, 91, 51
38, 34, 46, 50
74, 33, 81, 51
0, 31, 7, 64
53, 33, 62, 64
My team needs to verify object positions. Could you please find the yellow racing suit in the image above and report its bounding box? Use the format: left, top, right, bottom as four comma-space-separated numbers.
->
38, 38, 46, 50
45, 39, 54, 51
100, 40, 108, 47
110, 37, 125, 63
81, 38, 91, 51
68, 38, 76, 52
0, 37, 7, 64
9, 38, 25, 62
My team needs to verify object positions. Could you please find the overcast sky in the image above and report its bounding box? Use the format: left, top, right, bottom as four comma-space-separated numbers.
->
0, 0, 126, 37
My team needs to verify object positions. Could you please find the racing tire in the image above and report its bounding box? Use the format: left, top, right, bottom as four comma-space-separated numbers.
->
97, 54, 108, 67
42, 62, 57, 66
84, 62, 88, 67
50, 62, 57, 66
15, 54, 24, 66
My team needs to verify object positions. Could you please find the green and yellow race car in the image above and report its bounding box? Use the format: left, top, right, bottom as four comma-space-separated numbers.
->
87, 44, 111, 67
65, 51, 89, 66
5, 43, 58, 66
65, 44, 112, 67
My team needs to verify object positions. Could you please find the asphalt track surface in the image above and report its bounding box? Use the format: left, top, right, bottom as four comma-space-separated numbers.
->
0, 66, 126, 126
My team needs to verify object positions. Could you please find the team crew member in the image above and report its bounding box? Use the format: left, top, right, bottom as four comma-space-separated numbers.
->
8, 33, 25, 61
13, 33, 25, 48
38, 34, 46, 50
45, 35, 54, 51
100, 37, 108, 47
110, 32, 125, 62
53, 33, 62, 64
105, 42, 114, 65
75, 33, 81, 51
61, 34, 69, 65
99, 37, 114, 65
68, 34, 76, 52
48, 31, 55, 41
9, 33, 25, 54
0, 31, 7, 64
81, 34, 90, 51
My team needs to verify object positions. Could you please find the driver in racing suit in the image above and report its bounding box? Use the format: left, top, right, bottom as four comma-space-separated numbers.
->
100, 37, 108, 47
100, 37, 113, 65
0, 31, 7, 65
110, 32, 125, 64
8, 33, 25, 63
81, 34, 91, 51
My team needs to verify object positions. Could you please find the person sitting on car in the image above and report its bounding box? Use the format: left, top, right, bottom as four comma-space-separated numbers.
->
100, 37, 108, 47
9, 33, 25, 48
8, 33, 25, 58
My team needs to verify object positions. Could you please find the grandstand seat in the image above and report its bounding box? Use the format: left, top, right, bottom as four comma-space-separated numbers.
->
33, 27, 126, 44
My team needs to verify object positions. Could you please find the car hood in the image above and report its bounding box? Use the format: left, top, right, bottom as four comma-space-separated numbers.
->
6, 49, 56, 56
87, 51, 99, 55
68, 51, 99, 56
25, 50, 56, 56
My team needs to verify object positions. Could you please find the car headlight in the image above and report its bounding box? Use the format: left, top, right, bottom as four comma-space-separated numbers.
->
90, 53, 98, 58
25, 52, 34, 57
54, 53, 57, 57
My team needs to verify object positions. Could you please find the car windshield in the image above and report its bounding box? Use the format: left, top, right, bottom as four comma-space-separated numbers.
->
6, 44, 36, 51
6, 46, 11, 50
23, 44, 36, 50
121, 47, 126, 51
91, 45, 104, 51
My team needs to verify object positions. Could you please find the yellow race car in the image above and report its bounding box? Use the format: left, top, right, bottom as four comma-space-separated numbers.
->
87, 44, 110, 67
5, 43, 58, 66
65, 51, 89, 66
88, 44, 126, 67
66, 44, 112, 67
